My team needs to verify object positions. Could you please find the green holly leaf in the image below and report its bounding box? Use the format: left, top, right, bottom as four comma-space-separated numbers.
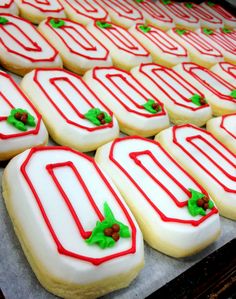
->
139, 25, 151, 33
207, 1, 215, 6
203, 28, 214, 35
161, 0, 172, 4
134, 0, 144, 2
84, 108, 112, 126
185, 2, 193, 8
142, 99, 161, 114
96, 21, 112, 29
230, 89, 236, 98
0, 16, 8, 24
176, 29, 187, 36
85, 202, 131, 249
7, 108, 36, 131
50, 18, 65, 28
222, 28, 232, 34
189, 94, 207, 106
188, 188, 214, 217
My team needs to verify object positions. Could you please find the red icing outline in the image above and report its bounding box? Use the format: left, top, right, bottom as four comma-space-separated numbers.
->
201, 28, 236, 55
220, 113, 236, 139
33, 68, 114, 131
182, 63, 236, 103
0, 0, 13, 9
205, 3, 236, 21
45, 17, 109, 61
94, 20, 150, 56
109, 136, 218, 226
182, 2, 222, 24
0, 72, 41, 140
20, 146, 136, 266
136, 24, 187, 57
0, 14, 59, 62
218, 62, 236, 80
21, 0, 64, 13
172, 124, 236, 193
138, 63, 209, 111
63, 0, 109, 20
134, 0, 173, 24
159, 2, 199, 23
172, 28, 223, 57
92, 66, 166, 117
99, 0, 144, 21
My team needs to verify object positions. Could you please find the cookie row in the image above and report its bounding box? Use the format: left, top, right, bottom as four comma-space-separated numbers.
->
1, 62, 236, 160
2, 0, 236, 29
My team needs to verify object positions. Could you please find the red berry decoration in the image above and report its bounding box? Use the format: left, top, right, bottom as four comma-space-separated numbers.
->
112, 223, 120, 232
112, 232, 120, 242
104, 228, 113, 236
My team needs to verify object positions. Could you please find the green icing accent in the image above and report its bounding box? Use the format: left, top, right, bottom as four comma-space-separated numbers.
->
175, 29, 187, 36
139, 25, 151, 33
230, 89, 236, 98
96, 21, 112, 29
86, 202, 131, 249
188, 189, 214, 217
84, 108, 112, 126
203, 28, 214, 35
0, 17, 8, 24
161, 0, 172, 4
50, 18, 65, 28
184, 2, 193, 8
189, 94, 207, 106
7, 108, 36, 131
222, 27, 232, 34
134, 0, 144, 2
142, 99, 161, 114
207, 1, 215, 6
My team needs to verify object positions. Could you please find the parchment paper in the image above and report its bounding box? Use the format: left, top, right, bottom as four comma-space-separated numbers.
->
0, 72, 236, 299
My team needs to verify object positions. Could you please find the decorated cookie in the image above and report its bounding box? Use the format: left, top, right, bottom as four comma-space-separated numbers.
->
14, 0, 65, 24
0, 0, 18, 15
20, 68, 119, 152
0, 14, 62, 76
201, 1, 236, 29
131, 0, 174, 31
196, 28, 236, 65
207, 114, 236, 154
131, 63, 212, 126
156, 0, 200, 30
181, 2, 222, 29
87, 20, 152, 70
60, 0, 110, 25
211, 62, 236, 86
173, 63, 236, 116
167, 28, 223, 68
38, 18, 112, 75
129, 24, 190, 67
156, 124, 236, 220
0, 71, 48, 161
2, 146, 144, 298
97, 0, 144, 29
83, 66, 169, 137
95, 136, 220, 257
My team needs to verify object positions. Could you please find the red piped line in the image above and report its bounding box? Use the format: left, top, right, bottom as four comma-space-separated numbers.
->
0, 0, 13, 9
220, 114, 236, 139
136, 1, 173, 23
21, 0, 64, 13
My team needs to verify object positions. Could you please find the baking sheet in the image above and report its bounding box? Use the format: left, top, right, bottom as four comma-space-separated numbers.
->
0, 71, 236, 299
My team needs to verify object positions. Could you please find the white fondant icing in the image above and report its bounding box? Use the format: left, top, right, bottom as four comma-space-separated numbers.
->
131, 63, 212, 126
95, 136, 220, 256
83, 66, 169, 136
3, 146, 143, 284
0, 0, 18, 15
157, 124, 236, 220
211, 62, 236, 86
20, 68, 119, 152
